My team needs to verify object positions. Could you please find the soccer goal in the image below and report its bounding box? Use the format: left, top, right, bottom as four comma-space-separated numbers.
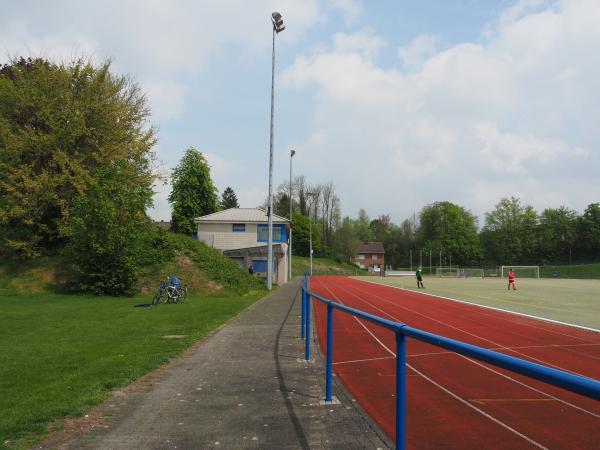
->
500, 266, 540, 279
436, 267, 459, 277
459, 268, 484, 278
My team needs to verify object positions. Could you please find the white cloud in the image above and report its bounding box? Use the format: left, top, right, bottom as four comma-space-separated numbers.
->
204, 151, 241, 187
328, 0, 364, 26
143, 81, 188, 122
0, 1, 323, 123
397, 34, 438, 71
283, 0, 599, 221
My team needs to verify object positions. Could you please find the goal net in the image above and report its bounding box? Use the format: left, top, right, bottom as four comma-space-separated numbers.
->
500, 266, 540, 279
459, 268, 484, 278
436, 267, 459, 277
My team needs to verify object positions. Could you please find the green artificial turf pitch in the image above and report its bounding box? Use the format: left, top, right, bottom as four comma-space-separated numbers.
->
357, 276, 600, 330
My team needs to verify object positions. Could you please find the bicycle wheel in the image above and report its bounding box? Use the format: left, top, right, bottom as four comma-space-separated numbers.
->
178, 286, 187, 303
152, 288, 162, 306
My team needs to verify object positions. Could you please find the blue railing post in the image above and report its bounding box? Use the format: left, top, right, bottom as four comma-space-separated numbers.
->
301, 276, 307, 339
326, 302, 334, 401
305, 292, 311, 361
396, 331, 406, 450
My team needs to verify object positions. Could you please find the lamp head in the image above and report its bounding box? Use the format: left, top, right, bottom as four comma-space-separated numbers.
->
271, 12, 285, 33
290, 149, 296, 157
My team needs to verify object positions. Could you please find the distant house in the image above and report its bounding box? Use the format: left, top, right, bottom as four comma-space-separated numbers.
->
154, 220, 171, 231
194, 208, 290, 284
352, 241, 385, 272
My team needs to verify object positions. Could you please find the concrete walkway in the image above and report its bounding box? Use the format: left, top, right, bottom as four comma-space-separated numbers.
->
43, 279, 392, 449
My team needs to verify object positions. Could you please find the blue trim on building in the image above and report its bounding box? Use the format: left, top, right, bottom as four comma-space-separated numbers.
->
252, 259, 277, 273
257, 224, 287, 243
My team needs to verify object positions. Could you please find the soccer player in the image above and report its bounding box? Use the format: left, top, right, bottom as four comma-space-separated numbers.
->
508, 268, 516, 290
416, 265, 425, 289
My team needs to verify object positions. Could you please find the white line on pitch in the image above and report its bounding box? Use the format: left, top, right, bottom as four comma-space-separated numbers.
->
358, 278, 600, 334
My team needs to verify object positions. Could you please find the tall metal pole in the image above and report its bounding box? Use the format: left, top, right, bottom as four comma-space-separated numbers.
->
267, 25, 276, 290
288, 153, 292, 279
429, 249, 432, 276
309, 202, 313, 276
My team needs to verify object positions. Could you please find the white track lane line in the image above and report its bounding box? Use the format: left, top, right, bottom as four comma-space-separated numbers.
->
312, 278, 549, 450
341, 282, 594, 376
333, 356, 395, 366
335, 280, 600, 418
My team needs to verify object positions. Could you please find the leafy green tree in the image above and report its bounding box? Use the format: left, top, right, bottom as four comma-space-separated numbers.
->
169, 147, 218, 234
220, 186, 239, 209
538, 206, 578, 263
354, 209, 372, 241
333, 216, 359, 263
0, 57, 156, 258
69, 165, 170, 296
576, 203, 600, 261
417, 201, 481, 266
481, 197, 538, 264
291, 212, 322, 257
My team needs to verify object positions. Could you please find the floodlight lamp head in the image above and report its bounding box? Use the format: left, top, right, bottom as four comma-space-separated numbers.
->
271, 11, 285, 32
290, 149, 296, 157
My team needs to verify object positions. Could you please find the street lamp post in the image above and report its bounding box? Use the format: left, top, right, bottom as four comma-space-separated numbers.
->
289, 149, 295, 281
307, 192, 315, 275
267, 12, 285, 291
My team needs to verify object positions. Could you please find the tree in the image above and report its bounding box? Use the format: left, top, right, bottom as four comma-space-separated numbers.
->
417, 202, 481, 266
354, 209, 372, 241
220, 186, 239, 209
68, 165, 169, 296
538, 206, 578, 263
481, 197, 538, 264
0, 57, 156, 258
333, 216, 359, 263
291, 212, 322, 257
169, 147, 218, 234
576, 203, 600, 261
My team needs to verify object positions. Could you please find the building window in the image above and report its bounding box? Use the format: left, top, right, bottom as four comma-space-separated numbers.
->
372, 255, 378, 260
232, 223, 246, 232
257, 224, 287, 242
358, 254, 365, 260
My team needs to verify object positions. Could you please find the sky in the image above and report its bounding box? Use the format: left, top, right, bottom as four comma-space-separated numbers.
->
2, 0, 599, 226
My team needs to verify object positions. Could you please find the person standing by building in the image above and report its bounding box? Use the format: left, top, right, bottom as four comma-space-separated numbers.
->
416, 265, 425, 289
508, 268, 516, 290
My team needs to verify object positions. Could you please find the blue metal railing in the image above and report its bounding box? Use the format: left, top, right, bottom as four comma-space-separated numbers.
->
300, 275, 600, 450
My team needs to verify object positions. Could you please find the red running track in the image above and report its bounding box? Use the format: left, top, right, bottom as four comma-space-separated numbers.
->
310, 276, 600, 449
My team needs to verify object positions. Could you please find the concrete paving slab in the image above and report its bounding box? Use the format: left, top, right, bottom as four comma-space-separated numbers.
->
40, 279, 392, 450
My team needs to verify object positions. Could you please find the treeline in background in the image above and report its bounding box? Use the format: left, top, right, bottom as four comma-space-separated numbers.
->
269, 179, 600, 270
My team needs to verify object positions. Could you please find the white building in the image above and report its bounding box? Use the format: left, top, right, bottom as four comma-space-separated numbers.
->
194, 208, 290, 284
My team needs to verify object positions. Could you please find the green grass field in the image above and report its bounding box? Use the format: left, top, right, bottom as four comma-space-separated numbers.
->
357, 276, 600, 330
0, 290, 265, 450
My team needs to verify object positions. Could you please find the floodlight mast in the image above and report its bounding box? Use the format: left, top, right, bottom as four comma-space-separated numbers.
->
267, 12, 285, 290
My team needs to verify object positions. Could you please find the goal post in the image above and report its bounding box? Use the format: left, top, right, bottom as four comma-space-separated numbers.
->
436, 267, 459, 277
459, 268, 484, 278
500, 266, 540, 279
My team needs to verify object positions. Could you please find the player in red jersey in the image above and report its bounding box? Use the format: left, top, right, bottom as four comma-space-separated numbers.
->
508, 268, 516, 290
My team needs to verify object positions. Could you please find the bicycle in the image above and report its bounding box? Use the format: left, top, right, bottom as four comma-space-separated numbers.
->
152, 278, 187, 306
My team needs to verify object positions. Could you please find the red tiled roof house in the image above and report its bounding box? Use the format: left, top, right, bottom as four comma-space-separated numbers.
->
352, 241, 385, 272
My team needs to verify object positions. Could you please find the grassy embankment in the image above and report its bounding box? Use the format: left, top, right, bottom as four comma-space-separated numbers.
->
292, 255, 361, 277
0, 234, 266, 450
